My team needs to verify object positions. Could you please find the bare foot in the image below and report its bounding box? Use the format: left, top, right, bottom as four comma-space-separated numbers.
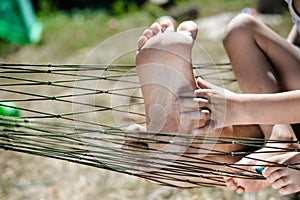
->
262, 152, 300, 195
124, 20, 264, 188
136, 20, 199, 151
224, 124, 299, 194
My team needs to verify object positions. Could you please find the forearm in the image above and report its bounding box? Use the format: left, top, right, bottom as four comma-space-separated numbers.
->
234, 90, 300, 125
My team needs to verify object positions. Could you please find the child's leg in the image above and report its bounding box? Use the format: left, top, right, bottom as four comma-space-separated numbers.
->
224, 14, 300, 146
223, 13, 300, 193
126, 19, 263, 187
224, 14, 300, 92
136, 20, 200, 149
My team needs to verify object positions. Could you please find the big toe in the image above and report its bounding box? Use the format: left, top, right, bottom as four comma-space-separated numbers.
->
177, 21, 198, 40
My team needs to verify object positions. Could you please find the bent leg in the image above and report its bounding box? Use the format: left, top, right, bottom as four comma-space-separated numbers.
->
223, 14, 300, 92
223, 13, 300, 193
129, 19, 263, 188
223, 14, 300, 143
136, 20, 200, 152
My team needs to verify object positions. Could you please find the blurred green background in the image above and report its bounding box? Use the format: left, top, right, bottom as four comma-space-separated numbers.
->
0, 0, 291, 60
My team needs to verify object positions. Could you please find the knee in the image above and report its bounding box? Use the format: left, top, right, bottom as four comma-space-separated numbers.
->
223, 14, 258, 45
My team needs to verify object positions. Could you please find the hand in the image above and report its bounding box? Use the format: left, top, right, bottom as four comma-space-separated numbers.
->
179, 77, 240, 133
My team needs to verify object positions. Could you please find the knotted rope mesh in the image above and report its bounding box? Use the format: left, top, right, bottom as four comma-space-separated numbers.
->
0, 62, 299, 188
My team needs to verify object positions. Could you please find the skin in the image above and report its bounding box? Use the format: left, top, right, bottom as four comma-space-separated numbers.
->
124, 19, 263, 188
180, 0, 300, 195
183, 78, 300, 128
261, 152, 300, 195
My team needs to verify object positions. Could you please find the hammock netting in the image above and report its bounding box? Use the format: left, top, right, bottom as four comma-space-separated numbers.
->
0, 62, 299, 188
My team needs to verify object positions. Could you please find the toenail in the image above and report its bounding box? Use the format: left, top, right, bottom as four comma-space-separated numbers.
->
255, 167, 264, 174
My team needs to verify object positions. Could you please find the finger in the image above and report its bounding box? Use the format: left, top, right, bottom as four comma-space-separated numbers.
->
196, 77, 211, 89
179, 99, 210, 111
193, 98, 211, 110
178, 97, 201, 109
194, 89, 211, 97
180, 110, 210, 121
193, 97, 209, 104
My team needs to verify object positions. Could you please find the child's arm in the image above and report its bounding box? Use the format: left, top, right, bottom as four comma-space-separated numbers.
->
237, 90, 300, 125
180, 78, 300, 129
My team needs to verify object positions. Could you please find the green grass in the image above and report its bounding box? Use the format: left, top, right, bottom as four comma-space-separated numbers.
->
0, 0, 292, 62
1, 0, 293, 62
176, 0, 256, 16
0, 0, 257, 60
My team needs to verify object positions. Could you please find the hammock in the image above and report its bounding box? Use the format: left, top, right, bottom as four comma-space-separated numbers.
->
0, 62, 299, 188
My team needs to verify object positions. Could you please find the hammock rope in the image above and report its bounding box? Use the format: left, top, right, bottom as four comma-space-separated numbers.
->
0, 62, 299, 188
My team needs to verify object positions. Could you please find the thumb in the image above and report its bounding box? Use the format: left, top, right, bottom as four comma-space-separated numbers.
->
196, 77, 210, 89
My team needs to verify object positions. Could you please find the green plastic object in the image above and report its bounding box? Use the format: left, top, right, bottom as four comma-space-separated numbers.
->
0, 0, 43, 44
0, 102, 21, 117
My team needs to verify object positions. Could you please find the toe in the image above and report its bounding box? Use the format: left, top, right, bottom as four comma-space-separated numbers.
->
160, 19, 175, 32
137, 35, 148, 51
142, 29, 153, 39
156, 16, 177, 27
177, 21, 198, 40
279, 185, 298, 195
236, 186, 245, 194
272, 176, 287, 190
138, 22, 162, 51
150, 22, 161, 35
